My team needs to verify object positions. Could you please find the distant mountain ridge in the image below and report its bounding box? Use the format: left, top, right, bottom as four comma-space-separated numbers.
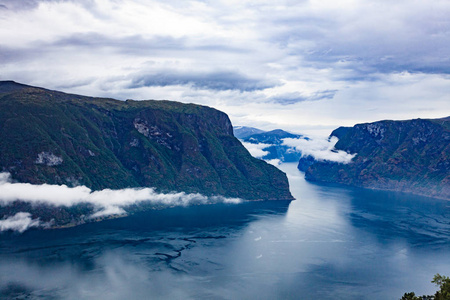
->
234, 126, 304, 162
245, 129, 302, 144
304, 117, 450, 200
233, 126, 265, 139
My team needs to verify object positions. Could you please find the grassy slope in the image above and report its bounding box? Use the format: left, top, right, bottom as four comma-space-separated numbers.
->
0, 83, 293, 202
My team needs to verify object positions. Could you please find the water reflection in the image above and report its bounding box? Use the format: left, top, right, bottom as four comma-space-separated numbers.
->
279, 163, 450, 299
0, 202, 291, 299
1, 163, 450, 299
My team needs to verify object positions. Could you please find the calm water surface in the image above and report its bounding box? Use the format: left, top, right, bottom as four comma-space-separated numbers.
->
1, 163, 450, 299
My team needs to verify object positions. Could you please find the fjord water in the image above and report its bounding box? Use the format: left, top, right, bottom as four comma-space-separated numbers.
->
1, 164, 450, 299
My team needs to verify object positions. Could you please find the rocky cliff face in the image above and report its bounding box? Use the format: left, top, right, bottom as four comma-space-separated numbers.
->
305, 117, 450, 200
0, 81, 293, 201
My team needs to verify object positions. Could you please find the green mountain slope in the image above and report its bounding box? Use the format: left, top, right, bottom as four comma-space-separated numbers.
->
0, 81, 293, 201
305, 117, 450, 200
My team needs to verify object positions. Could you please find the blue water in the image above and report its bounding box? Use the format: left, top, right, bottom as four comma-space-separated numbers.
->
1, 163, 449, 299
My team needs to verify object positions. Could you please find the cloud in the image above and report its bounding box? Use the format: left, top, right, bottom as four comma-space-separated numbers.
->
52, 33, 188, 53
240, 134, 355, 164
0, 173, 242, 229
269, 1, 450, 77
48, 32, 244, 56
129, 70, 277, 92
0, 0, 449, 135
282, 136, 356, 163
270, 90, 337, 105
0, 212, 40, 233
0, 0, 41, 10
240, 141, 272, 158
0, 0, 93, 10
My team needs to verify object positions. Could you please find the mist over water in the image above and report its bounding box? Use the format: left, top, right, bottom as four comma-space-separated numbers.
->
0, 172, 242, 230
1, 163, 450, 299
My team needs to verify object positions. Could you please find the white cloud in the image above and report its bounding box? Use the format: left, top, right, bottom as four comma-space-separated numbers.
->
240, 141, 272, 158
0, 212, 40, 233
282, 136, 356, 163
0, 173, 242, 226
240, 134, 355, 164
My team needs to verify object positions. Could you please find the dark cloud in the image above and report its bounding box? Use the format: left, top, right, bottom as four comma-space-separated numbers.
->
304, 51, 450, 78
0, 33, 244, 63
271, 90, 337, 105
52, 33, 244, 54
52, 33, 188, 54
129, 70, 278, 92
0, 33, 244, 74
0, 0, 93, 10
0, 0, 38, 10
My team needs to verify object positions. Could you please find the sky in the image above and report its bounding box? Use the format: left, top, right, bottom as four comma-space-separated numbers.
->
1, 0, 450, 136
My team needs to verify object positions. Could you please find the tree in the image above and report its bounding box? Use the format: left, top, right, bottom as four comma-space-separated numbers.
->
401, 274, 450, 300
401, 292, 420, 300
432, 273, 450, 300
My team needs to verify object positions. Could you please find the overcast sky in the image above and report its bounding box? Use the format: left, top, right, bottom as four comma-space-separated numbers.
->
1, 0, 449, 136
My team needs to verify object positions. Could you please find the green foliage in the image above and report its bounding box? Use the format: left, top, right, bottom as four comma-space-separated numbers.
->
432, 274, 450, 300
401, 292, 420, 300
401, 274, 450, 300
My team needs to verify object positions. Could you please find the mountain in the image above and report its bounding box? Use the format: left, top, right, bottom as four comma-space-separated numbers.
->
0, 80, 31, 94
305, 117, 450, 200
297, 155, 316, 172
0, 81, 294, 227
245, 129, 302, 144
241, 129, 304, 162
233, 126, 265, 139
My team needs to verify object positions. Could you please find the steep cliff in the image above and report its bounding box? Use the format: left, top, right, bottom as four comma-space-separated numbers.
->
305, 117, 450, 200
0, 81, 293, 202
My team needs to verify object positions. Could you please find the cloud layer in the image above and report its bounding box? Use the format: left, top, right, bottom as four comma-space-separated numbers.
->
282, 136, 356, 163
0, 0, 449, 134
240, 141, 272, 158
240, 135, 355, 164
0, 212, 41, 233
0, 173, 241, 232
